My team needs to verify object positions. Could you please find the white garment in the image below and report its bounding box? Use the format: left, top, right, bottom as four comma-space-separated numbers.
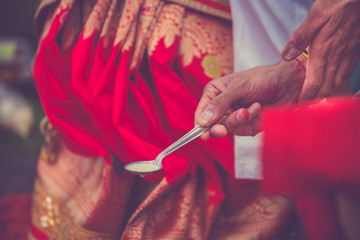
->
230, 0, 313, 179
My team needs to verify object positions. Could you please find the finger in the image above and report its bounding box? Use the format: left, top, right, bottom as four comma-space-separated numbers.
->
209, 108, 250, 138
232, 102, 262, 136
199, 130, 211, 141
281, 2, 328, 61
208, 124, 227, 139
200, 113, 231, 140
194, 82, 221, 126
199, 111, 233, 140
196, 83, 219, 141
217, 102, 261, 137
299, 44, 328, 100
197, 86, 239, 127
232, 116, 262, 137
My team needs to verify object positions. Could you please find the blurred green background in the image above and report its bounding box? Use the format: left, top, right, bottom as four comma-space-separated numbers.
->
0, 0, 44, 164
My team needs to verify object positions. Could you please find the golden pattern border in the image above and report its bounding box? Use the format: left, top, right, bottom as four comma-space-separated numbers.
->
166, 0, 231, 20
31, 182, 119, 239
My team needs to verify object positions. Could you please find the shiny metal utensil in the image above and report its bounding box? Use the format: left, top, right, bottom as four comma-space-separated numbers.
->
124, 125, 210, 175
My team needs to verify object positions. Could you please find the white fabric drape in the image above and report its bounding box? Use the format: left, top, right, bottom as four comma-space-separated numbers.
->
230, 0, 313, 179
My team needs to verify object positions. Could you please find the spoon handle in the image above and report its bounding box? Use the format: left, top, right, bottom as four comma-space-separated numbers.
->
154, 125, 210, 164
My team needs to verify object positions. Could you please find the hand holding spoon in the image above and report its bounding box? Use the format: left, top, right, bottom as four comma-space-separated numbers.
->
124, 125, 210, 175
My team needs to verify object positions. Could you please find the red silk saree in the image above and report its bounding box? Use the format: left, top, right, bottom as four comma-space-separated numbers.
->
30, 0, 289, 239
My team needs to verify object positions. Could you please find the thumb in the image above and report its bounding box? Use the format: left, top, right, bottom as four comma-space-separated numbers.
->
281, 2, 327, 61
198, 90, 236, 126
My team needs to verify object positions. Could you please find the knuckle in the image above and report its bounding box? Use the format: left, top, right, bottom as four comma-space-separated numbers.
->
306, 79, 323, 92
334, 80, 345, 89
309, 81, 322, 89
210, 96, 227, 108
204, 82, 214, 91
327, 64, 337, 75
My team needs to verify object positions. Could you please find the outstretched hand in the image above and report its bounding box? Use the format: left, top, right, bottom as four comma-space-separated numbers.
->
281, 0, 360, 100
195, 61, 306, 140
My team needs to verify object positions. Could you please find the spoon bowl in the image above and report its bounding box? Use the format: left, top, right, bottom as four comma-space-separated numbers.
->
124, 125, 210, 175
124, 160, 162, 175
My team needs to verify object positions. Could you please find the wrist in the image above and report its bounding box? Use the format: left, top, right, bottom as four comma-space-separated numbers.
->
278, 54, 307, 87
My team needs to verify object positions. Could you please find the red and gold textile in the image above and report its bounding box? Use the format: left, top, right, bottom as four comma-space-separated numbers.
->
262, 98, 360, 240
34, 0, 234, 181
31, 0, 289, 238
29, 138, 290, 239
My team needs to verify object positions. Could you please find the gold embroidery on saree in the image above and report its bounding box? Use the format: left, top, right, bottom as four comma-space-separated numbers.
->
39, 123, 61, 164
209, 194, 291, 239
42, 0, 232, 77
97, 0, 119, 48
114, 0, 144, 47
166, 0, 231, 20
32, 183, 119, 239
180, 12, 233, 75
148, 2, 233, 76
129, 0, 164, 70
35, 0, 75, 44
201, 55, 221, 78
123, 174, 218, 240
148, 4, 185, 56
83, 0, 112, 39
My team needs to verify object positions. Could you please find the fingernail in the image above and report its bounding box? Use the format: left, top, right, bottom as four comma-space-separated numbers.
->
283, 44, 300, 61
236, 109, 249, 123
199, 110, 214, 125
248, 103, 261, 116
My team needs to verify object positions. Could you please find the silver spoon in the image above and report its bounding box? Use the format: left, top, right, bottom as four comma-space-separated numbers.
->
124, 125, 210, 175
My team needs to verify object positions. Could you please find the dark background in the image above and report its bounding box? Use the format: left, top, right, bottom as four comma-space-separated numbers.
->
0, 0, 44, 165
